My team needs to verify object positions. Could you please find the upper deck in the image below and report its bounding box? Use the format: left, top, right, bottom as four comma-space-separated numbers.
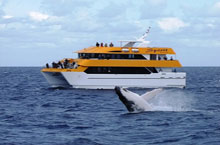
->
76, 46, 176, 55
42, 29, 183, 71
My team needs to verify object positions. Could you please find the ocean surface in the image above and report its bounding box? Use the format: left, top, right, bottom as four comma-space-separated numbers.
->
0, 67, 220, 145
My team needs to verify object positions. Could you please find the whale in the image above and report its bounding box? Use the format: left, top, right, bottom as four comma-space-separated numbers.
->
115, 86, 163, 112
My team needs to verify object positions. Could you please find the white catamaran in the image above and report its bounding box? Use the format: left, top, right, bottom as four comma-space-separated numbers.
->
41, 28, 186, 89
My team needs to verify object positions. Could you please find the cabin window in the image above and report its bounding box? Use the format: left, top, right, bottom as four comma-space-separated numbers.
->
129, 54, 134, 59
85, 67, 152, 74
150, 54, 157, 60
134, 54, 146, 59
79, 53, 147, 60
91, 53, 95, 58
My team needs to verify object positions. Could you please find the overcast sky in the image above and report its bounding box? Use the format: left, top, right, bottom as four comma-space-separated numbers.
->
0, 0, 220, 66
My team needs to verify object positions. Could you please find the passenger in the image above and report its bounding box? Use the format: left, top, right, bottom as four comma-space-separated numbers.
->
158, 56, 161, 60
52, 62, 55, 68
61, 63, 64, 68
163, 56, 167, 60
65, 59, 69, 63
46, 63, 49, 68
109, 42, 114, 47
170, 56, 173, 60
64, 59, 69, 68
100, 43, 103, 47
52, 62, 58, 68
96, 42, 100, 47
73, 63, 78, 69
58, 61, 63, 69
104, 43, 108, 47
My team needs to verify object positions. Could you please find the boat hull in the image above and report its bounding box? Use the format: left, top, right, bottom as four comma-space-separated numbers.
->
41, 72, 70, 88
42, 71, 186, 89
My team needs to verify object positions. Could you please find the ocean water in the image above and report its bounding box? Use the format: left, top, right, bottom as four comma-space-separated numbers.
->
0, 67, 220, 145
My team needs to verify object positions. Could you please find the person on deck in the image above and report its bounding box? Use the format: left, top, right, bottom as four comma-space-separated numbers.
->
109, 42, 114, 47
170, 56, 173, 60
64, 59, 69, 68
96, 42, 100, 47
164, 56, 167, 60
58, 61, 63, 68
158, 56, 161, 60
46, 63, 49, 68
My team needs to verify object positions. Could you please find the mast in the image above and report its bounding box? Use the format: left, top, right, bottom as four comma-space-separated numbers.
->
120, 27, 151, 47
137, 27, 151, 41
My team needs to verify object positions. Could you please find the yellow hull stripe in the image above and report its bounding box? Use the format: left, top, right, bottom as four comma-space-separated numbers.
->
41, 66, 87, 72
76, 59, 182, 67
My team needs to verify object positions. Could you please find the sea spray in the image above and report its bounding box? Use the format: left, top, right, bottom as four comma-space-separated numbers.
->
150, 89, 195, 111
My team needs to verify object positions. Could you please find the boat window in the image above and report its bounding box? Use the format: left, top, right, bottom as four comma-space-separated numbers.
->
150, 54, 157, 60
106, 54, 111, 59
83, 54, 87, 58
85, 67, 151, 74
91, 53, 95, 58
79, 53, 147, 60
129, 54, 134, 59
134, 54, 146, 59
109, 51, 122, 52
97, 67, 102, 73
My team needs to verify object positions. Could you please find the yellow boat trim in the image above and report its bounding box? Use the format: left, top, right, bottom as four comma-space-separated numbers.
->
41, 66, 87, 72
76, 59, 182, 67
76, 46, 176, 55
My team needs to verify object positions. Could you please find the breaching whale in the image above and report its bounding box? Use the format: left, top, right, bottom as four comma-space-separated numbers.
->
115, 86, 163, 112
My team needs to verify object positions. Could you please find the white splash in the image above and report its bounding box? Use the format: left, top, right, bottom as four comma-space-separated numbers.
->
149, 89, 194, 112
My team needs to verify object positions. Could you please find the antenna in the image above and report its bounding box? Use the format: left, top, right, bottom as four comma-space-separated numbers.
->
138, 27, 151, 41
146, 26, 151, 34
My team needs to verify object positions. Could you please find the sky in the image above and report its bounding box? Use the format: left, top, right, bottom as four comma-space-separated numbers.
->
0, 0, 220, 66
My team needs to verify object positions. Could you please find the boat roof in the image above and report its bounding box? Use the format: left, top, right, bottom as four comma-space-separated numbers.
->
76, 46, 176, 55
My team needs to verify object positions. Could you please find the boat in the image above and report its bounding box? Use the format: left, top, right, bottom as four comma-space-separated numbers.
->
41, 28, 186, 89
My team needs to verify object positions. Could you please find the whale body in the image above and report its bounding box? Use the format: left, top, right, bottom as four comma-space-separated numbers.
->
115, 86, 163, 112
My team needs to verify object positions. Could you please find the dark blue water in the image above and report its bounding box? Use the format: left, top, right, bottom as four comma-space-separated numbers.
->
0, 67, 220, 145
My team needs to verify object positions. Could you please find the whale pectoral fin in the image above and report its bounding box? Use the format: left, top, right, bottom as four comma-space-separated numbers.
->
141, 88, 163, 101
115, 86, 140, 112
